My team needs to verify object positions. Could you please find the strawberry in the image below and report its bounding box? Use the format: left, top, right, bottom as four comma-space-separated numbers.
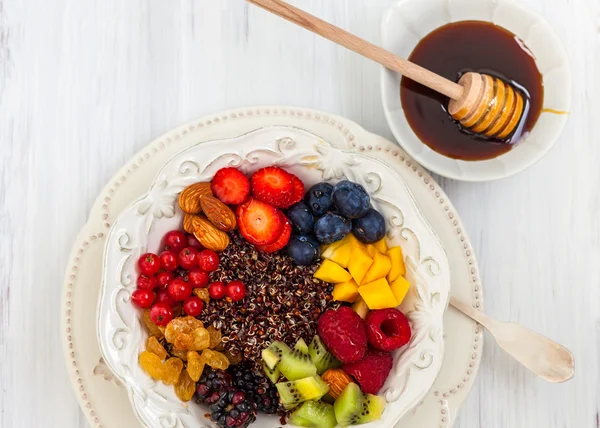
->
236, 198, 283, 246
211, 167, 251, 205
343, 349, 393, 395
251, 166, 293, 208
257, 213, 292, 253
318, 306, 368, 364
282, 175, 305, 208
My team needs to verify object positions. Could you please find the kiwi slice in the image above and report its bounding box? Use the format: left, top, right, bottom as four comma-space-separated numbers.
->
262, 341, 291, 370
278, 339, 317, 381
276, 376, 330, 409
263, 362, 281, 384
309, 335, 341, 375
334, 382, 386, 426
289, 401, 337, 428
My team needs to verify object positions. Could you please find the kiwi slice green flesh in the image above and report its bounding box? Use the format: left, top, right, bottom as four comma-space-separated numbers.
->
289, 401, 337, 428
263, 362, 281, 384
309, 335, 341, 375
278, 343, 317, 381
294, 338, 309, 354
334, 382, 386, 426
262, 341, 291, 370
276, 376, 330, 408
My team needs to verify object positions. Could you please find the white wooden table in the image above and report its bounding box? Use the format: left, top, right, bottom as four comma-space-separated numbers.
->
1, 1, 598, 427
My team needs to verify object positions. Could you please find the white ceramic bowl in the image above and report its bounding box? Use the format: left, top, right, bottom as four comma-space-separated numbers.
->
381, 0, 571, 181
96, 126, 451, 428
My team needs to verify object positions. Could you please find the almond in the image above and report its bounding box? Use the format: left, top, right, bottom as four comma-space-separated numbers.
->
178, 182, 212, 214
192, 215, 230, 252
200, 195, 237, 232
183, 214, 197, 234
321, 369, 353, 399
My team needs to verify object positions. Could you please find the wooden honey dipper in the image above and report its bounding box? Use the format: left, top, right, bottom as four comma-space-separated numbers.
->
248, 0, 525, 140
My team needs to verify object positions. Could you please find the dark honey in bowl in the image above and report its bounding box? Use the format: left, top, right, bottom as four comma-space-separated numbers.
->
400, 21, 544, 161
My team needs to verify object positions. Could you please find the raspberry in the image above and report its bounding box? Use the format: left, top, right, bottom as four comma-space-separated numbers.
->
365, 308, 412, 351
343, 349, 393, 395
317, 306, 367, 364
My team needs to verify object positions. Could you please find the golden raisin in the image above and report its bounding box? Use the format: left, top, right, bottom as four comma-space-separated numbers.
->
193, 288, 210, 304
207, 325, 222, 349
143, 310, 164, 338
146, 336, 168, 360
162, 357, 184, 385
174, 369, 196, 402
173, 333, 193, 350
165, 316, 203, 343
170, 347, 188, 361
186, 351, 206, 382
191, 328, 210, 351
139, 351, 164, 380
201, 349, 230, 370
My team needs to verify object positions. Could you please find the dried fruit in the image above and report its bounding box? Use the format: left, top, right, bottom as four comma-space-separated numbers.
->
146, 336, 168, 360
183, 214, 197, 234
191, 327, 211, 351
139, 351, 164, 380
173, 333, 193, 350
162, 357, 184, 385
174, 369, 196, 401
222, 349, 243, 366
170, 347, 188, 361
193, 287, 211, 303
200, 195, 237, 232
164, 316, 204, 343
321, 369, 353, 399
178, 182, 212, 214
191, 215, 230, 252
143, 310, 164, 338
207, 325, 222, 348
201, 349, 230, 370
186, 351, 205, 382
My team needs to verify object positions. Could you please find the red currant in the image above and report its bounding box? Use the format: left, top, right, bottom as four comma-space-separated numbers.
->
156, 271, 174, 288
138, 253, 160, 276
187, 234, 203, 250
163, 230, 187, 253
150, 303, 173, 326
167, 278, 193, 302
198, 250, 219, 272
188, 269, 209, 288
137, 274, 157, 290
131, 289, 155, 308
226, 280, 247, 302
183, 296, 204, 316
208, 281, 227, 300
159, 250, 178, 272
178, 247, 199, 270
156, 288, 175, 306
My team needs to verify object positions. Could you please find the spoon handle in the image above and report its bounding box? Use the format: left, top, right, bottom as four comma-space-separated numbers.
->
246, 0, 463, 100
450, 296, 575, 383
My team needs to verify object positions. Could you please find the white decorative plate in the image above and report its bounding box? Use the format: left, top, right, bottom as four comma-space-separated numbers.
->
61, 106, 483, 428
381, 0, 571, 181
97, 126, 451, 428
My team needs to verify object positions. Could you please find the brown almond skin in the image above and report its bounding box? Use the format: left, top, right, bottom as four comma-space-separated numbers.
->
192, 215, 230, 252
200, 195, 237, 232
178, 182, 212, 214
321, 369, 353, 399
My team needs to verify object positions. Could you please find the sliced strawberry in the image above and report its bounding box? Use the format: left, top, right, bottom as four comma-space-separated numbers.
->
236, 198, 283, 246
282, 175, 305, 208
211, 167, 251, 205
251, 166, 293, 208
257, 213, 292, 253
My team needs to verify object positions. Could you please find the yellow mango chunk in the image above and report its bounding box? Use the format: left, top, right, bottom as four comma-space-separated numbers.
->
351, 297, 370, 319
328, 241, 355, 268
332, 280, 359, 303
314, 259, 352, 283
387, 246, 406, 282
362, 252, 392, 285
366, 244, 378, 257
373, 239, 388, 254
322, 239, 344, 260
358, 278, 398, 310
347, 245, 373, 285
390, 276, 411, 305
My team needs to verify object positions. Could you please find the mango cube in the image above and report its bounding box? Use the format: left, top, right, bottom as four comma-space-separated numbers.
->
358, 278, 398, 310
347, 245, 373, 285
314, 259, 352, 283
351, 297, 370, 319
361, 252, 392, 285
366, 244, 378, 257
322, 240, 344, 260
387, 246, 406, 282
373, 239, 388, 254
390, 276, 411, 305
332, 280, 359, 303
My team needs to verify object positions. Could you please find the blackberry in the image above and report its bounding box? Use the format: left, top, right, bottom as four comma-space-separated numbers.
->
196, 369, 232, 402
207, 388, 257, 428
228, 362, 280, 415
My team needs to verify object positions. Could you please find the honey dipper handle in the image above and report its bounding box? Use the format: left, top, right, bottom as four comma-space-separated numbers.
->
247, 0, 464, 100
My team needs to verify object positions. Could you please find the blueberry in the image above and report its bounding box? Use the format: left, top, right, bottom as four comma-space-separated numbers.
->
287, 202, 315, 234
332, 180, 371, 219
305, 182, 334, 216
314, 213, 352, 244
352, 209, 386, 243
287, 234, 321, 265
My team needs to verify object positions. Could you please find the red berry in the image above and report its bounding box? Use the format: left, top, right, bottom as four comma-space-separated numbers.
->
138, 253, 161, 276
211, 167, 251, 205
131, 289, 155, 308
163, 230, 187, 253
156, 288, 175, 306
197, 250, 220, 272
236, 198, 283, 246
156, 271, 174, 288
208, 281, 227, 300
365, 308, 412, 352
251, 166, 294, 208
167, 278, 193, 302
137, 274, 157, 290
159, 250, 179, 271
226, 281, 247, 302
150, 303, 173, 326
178, 247, 199, 270
283, 175, 305, 208
188, 268, 210, 288
183, 296, 204, 316
257, 213, 291, 253
343, 349, 393, 395
187, 234, 203, 250
318, 306, 368, 364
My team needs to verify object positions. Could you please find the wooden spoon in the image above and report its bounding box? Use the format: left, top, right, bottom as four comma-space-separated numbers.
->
247, 0, 525, 140
450, 296, 575, 383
